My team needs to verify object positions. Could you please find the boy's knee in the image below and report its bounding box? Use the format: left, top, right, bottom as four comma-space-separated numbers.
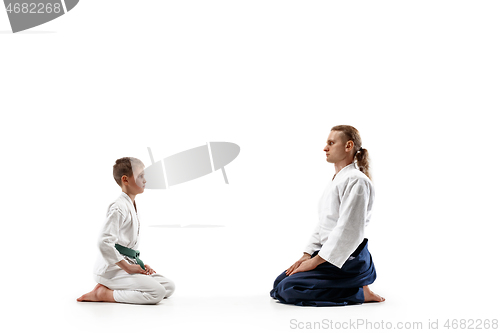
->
163, 279, 175, 298
136, 278, 168, 304
152, 278, 176, 302
145, 284, 168, 304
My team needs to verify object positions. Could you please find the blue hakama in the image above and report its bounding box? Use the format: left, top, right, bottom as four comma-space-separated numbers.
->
270, 238, 376, 306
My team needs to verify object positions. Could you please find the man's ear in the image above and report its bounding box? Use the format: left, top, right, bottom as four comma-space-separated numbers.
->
345, 140, 354, 151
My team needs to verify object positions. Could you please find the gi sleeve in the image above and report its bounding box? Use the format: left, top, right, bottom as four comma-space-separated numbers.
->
318, 178, 370, 268
304, 223, 322, 255
97, 206, 126, 265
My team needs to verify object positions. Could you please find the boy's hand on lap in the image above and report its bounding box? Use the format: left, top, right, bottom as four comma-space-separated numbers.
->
116, 260, 146, 274
144, 264, 156, 275
116, 259, 155, 275
125, 264, 147, 275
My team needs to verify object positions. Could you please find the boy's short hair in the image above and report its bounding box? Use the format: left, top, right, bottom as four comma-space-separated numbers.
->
113, 157, 145, 187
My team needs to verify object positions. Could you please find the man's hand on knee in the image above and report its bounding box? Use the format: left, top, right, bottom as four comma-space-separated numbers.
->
286, 253, 311, 276
289, 254, 326, 275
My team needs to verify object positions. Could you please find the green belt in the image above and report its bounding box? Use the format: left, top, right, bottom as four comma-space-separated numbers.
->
115, 244, 145, 270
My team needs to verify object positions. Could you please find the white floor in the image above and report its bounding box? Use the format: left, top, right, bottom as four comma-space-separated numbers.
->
57, 292, 393, 333
5, 283, 496, 333
5, 223, 499, 333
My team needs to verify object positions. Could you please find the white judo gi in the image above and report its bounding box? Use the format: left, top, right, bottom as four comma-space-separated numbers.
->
93, 192, 175, 304
304, 162, 375, 269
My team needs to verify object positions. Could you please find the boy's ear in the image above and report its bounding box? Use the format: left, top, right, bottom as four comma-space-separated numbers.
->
121, 175, 128, 185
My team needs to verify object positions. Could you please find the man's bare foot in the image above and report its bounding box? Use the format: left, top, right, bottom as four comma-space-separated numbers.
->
77, 284, 115, 302
363, 285, 385, 303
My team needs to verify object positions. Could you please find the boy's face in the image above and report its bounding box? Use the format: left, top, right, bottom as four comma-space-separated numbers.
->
132, 165, 146, 193
122, 164, 146, 194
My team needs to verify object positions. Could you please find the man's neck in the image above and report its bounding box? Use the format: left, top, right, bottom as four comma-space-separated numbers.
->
334, 158, 354, 175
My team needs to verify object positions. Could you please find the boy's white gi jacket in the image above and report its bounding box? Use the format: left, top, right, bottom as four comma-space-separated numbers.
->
94, 192, 141, 278
304, 162, 375, 269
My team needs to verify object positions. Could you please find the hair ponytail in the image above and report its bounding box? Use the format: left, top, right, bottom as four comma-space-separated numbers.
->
331, 125, 372, 181
355, 147, 371, 181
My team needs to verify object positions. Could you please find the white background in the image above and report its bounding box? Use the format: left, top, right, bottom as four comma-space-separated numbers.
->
1, 1, 499, 332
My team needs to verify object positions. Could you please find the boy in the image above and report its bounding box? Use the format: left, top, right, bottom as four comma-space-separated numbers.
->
77, 157, 175, 304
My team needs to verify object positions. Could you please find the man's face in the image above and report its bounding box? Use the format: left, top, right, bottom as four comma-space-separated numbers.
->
323, 131, 352, 164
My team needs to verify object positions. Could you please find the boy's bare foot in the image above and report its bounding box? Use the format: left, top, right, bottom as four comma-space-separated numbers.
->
363, 285, 385, 303
77, 284, 115, 302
